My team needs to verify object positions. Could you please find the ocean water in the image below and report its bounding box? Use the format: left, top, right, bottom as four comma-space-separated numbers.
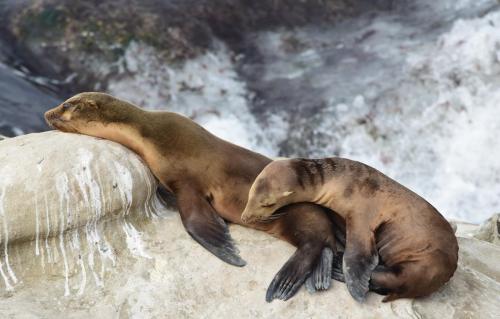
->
1, 0, 499, 223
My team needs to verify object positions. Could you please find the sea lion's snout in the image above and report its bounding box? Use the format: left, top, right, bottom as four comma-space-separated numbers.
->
44, 102, 77, 132
240, 207, 260, 224
44, 108, 62, 128
241, 206, 269, 224
240, 212, 253, 224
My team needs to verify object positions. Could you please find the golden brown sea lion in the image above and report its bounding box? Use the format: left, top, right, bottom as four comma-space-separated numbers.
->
44, 92, 338, 301
241, 158, 459, 302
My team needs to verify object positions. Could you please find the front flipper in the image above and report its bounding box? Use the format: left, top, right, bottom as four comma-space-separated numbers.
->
331, 251, 390, 296
176, 184, 246, 267
305, 247, 334, 293
343, 218, 379, 302
156, 185, 178, 210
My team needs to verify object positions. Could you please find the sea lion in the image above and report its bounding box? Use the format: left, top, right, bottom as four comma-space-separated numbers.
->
241, 158, 459, 302
44, 92, 338, 301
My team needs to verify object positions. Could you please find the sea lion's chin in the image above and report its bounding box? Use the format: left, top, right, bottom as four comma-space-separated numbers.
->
240, 212, 252, 224
49, 119, 77, 133
44, 111, 59, 128
241, 211, 262, 224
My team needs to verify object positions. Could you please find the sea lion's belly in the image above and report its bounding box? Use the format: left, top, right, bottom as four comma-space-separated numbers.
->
377, 238, 423, 266
375, 218, 436, 266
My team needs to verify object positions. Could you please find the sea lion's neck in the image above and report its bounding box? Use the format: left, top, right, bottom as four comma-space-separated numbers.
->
83, 121, 152, 159
290, 158, 349, 215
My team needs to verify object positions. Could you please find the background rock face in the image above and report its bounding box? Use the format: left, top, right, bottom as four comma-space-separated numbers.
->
474, 214, 500, 246
1, 0, 360, 93
0, 132, 499, 318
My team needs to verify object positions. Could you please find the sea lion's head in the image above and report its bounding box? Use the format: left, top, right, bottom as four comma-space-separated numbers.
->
44, 92, 135, 135
241, 160, 299, 224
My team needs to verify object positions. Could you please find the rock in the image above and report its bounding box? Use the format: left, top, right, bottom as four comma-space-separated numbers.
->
473, 213, 500, 246
0, 135, 7, 141
2, 0, 361, 93
0, 131, 160, 293
0, 131, 158, 246
0, 132, 499, 318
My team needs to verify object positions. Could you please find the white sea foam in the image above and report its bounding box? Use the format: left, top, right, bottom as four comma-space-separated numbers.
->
315, 10, 500, 223
101, 4, 499, 223
108, 41, 275, 156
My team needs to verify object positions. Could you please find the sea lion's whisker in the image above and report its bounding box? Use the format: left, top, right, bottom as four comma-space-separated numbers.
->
261, 211, 287, 222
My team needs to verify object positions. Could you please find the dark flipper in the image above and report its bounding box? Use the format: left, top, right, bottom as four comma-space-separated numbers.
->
156, 185, 178, 210
331, 251, 390, 295
175, 184, 246, 267
331, 251, 346, 283
305, 247, 333, 293
343, 220, 379, 302
266, 244, 321, 302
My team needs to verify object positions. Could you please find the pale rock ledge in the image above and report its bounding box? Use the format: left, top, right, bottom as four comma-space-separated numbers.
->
0, 131, 498, 318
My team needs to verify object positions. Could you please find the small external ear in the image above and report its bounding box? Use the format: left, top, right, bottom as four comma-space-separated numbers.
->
282, 191, 294, 197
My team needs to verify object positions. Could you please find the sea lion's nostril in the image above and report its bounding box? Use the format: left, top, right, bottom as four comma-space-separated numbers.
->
44, 110, 61, 127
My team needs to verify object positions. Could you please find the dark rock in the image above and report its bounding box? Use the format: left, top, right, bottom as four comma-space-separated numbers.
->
1, 0, 363, 94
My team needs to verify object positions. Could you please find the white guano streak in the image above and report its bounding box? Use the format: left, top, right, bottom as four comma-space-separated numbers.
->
131, 158, 156, 218
113, 161, 133, 217
35, 161, 43, 257
35, 193, 40, 256
0, 186, 13, 290
123, 221, 151, 259
0, 185, 17, 285
56, 173, 70, 296
44, 193, 52, 263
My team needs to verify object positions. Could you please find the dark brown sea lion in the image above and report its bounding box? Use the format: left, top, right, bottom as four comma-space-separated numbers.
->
241, 158, 459, 302
44, 92, 338, 301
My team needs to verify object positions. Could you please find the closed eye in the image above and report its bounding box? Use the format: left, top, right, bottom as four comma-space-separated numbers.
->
261, 203, 276, 208
62, 103, 73, 110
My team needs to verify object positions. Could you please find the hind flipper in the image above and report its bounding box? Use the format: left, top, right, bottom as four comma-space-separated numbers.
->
175, 183, 246, 267
305, 247, 334, 293
343, 218, 379, 302
266, 244, 322, 302
331, 251, 345, 282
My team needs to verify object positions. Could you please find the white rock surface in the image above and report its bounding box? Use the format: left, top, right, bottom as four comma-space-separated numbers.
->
0, 131, 158, 293
0, 131, 157, 244
0, 132, 499, 318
